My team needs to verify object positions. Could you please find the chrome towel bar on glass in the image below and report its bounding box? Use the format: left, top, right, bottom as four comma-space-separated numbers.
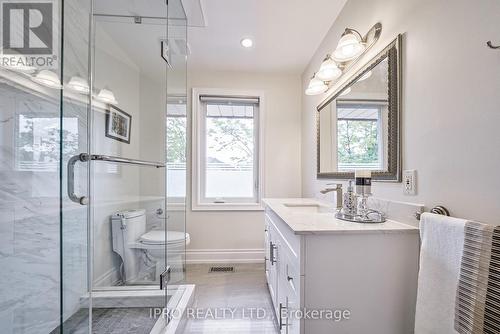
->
68, 153, 165, 205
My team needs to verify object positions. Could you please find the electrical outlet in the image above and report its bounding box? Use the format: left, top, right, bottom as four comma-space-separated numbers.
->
403, 170, 417, 195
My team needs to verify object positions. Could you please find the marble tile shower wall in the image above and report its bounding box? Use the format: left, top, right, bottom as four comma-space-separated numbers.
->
0, 88, 89, 333
0, 84, 90, 333
0, 1, 92, 333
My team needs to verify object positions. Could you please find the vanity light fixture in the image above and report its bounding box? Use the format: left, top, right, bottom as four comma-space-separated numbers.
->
240, 38, 253, 48
316, 55, 342, 82
333, 28, 366, 62
31, 70, 62, 89
304, 23, 382, 96
96, 88, 118, 105
305, 74, 329, 96
66, 76, 90, 94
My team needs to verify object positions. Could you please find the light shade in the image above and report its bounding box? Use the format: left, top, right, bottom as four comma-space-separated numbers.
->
333, 30, 365, 62
339, 87, 352, 96
66, 76, 89, 94
316, 56, 342, 82
31, 70, 62, 89
96, 88, 118, 105
305, 75, 328, 96
358, 70, 372, 82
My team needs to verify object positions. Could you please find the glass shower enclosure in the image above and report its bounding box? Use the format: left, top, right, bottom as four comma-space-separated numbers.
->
0, 0, 189, 333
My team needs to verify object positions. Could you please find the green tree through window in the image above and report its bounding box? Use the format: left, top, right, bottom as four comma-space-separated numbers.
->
336, 103, 382, 170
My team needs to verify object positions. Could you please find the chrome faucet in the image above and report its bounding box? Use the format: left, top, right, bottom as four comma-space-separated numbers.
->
321, 182, 386, 224
320, 183, 343, 210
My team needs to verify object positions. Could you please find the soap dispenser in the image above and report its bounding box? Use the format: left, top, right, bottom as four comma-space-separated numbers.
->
343, 180, 357, 216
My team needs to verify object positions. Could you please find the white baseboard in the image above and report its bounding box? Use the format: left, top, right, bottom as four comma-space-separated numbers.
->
185, 248, 265, 264
94, 250, 265, 283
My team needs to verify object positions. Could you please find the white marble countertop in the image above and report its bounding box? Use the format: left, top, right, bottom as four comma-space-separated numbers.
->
263, 198, 419, 235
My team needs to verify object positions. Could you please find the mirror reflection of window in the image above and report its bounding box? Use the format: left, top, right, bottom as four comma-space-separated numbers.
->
336, 101, 387, 171
16, 115, 79, 172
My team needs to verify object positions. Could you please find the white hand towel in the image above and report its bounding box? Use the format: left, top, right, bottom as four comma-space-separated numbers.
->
414, 213, 467, 334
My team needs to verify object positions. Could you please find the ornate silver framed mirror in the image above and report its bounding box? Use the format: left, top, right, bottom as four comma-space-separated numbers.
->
316, 35, 402, 182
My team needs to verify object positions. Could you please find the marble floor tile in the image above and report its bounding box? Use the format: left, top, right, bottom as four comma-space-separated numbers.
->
182, 263, 278, 334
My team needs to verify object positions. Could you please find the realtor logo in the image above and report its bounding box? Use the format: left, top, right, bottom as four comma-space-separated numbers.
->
0, 0, 58, 69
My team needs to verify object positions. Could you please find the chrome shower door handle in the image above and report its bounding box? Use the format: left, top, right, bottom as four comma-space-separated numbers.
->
68, 153, 90, 205
68, 153, 165, 205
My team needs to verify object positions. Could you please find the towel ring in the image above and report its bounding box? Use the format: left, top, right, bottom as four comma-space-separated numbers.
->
415, 206, 450, 221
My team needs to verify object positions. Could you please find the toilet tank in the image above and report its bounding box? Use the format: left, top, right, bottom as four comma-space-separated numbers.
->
111, 209, 146, 244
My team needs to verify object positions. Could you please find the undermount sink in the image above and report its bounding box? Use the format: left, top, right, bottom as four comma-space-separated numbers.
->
283, 203, 334, 214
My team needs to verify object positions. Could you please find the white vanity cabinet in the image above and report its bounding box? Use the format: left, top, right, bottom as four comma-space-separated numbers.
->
266, 212, 302, 334
264, 199, 420, 334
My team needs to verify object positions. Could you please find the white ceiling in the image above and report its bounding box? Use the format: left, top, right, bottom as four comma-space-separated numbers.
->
187, 0, 347, 74
93, 0, 347, 77
94, 0, 176, 19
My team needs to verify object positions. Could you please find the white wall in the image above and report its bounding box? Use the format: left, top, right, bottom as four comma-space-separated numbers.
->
186, 70, 302, 261
302, 0, 500, 224
139, 73, 166, 198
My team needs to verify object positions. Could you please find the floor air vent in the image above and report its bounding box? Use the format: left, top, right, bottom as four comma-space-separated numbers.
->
209, 266, 235, 273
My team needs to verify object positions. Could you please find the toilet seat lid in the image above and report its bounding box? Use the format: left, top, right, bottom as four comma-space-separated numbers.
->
140, 230, 189, 245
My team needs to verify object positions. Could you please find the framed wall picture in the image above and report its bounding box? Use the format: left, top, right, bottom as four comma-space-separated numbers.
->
105, 105, 132, 144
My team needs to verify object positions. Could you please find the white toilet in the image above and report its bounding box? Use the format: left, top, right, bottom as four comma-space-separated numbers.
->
111, 209, 190, 285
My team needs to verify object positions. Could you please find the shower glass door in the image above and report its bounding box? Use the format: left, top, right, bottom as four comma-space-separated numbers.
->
88, 0, 171, 332
60, 0, 92, 332
1, 0, 186, 332
0, 0, 89, 332
166, 0, 188, 292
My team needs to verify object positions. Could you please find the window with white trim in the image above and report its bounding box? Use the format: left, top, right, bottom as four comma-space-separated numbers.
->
193, 90, 263, 210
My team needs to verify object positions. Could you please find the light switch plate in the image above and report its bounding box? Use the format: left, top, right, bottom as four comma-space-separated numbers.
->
403, 170, 417, 195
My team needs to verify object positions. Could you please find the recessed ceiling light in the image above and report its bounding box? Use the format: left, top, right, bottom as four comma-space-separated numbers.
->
240, 38, 253, 48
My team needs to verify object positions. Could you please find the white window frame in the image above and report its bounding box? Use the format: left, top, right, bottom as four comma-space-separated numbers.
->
192, 88, 265, 211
